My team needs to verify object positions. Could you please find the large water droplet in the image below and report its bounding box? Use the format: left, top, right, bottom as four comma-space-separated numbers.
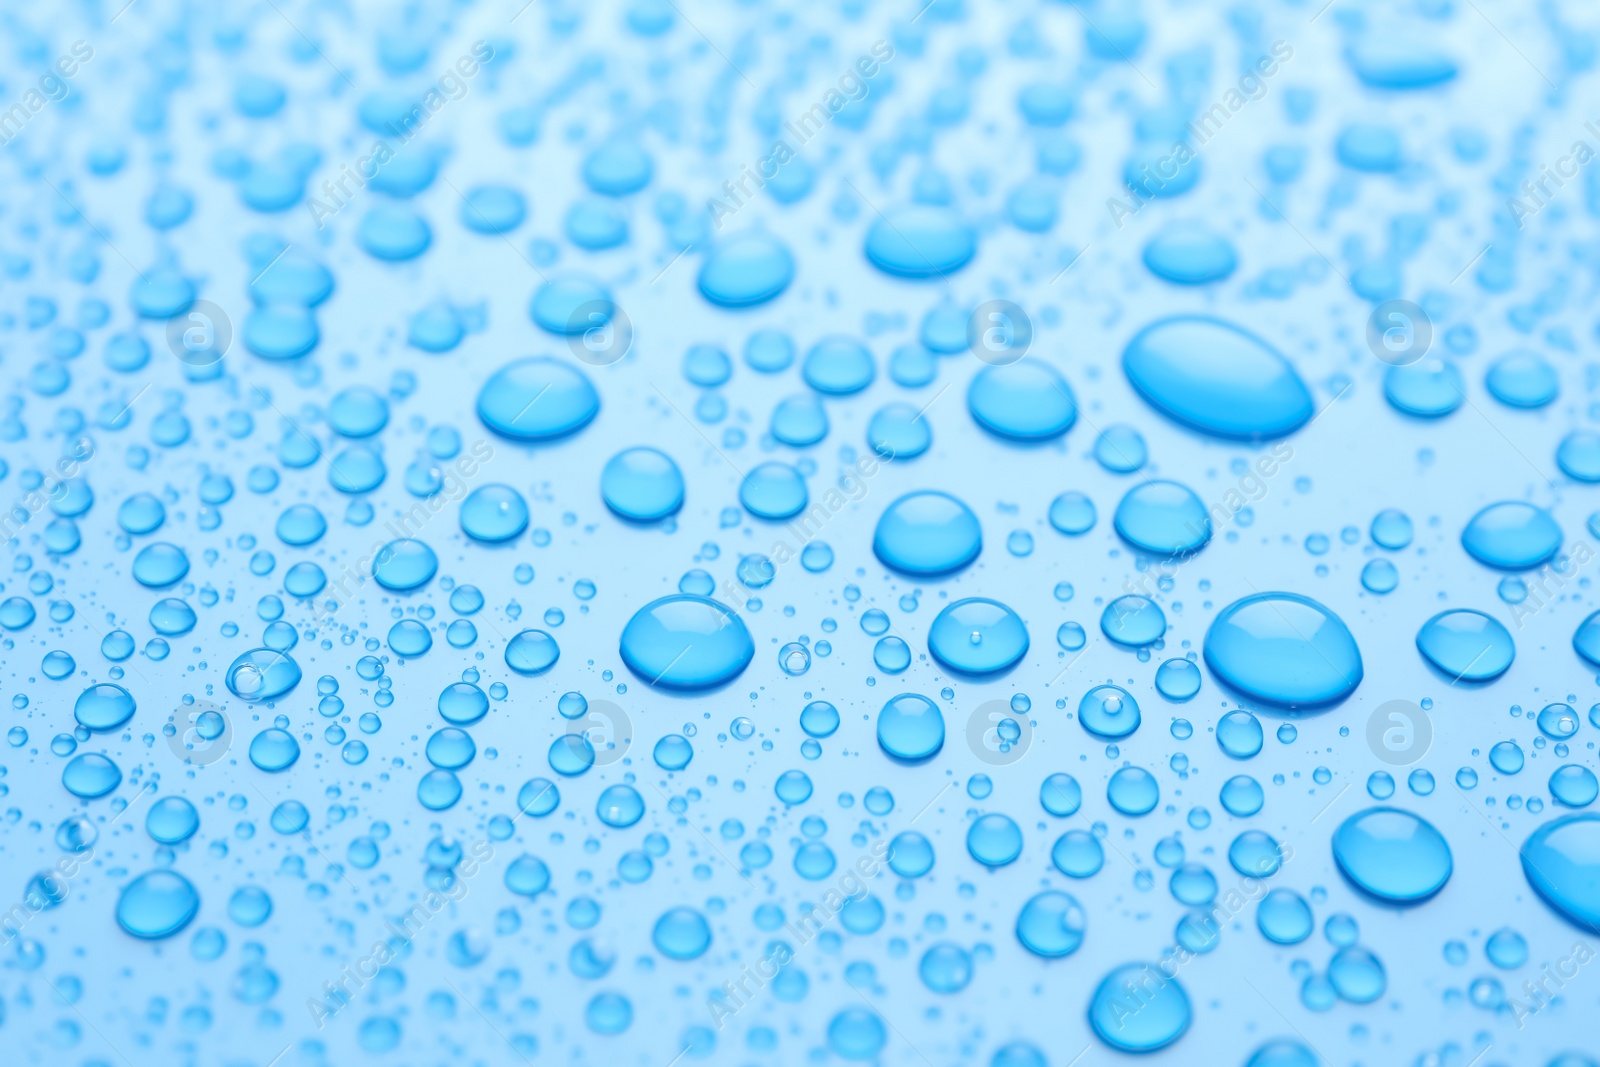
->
372, 539, 437, 591
1332, 807, 1452, 903
652, 906, 712, 959
1521, 814, 1600, 932
1087, 963, 1191, 1051
863, 204, 976, 278
874, 491, 982, 576
505, 629, 560, 675
459, 484, 529, 543
1415, 609, 1514, 682
619, 595, 754, 690
601, 448, 685, 522
876, 693, 945, 762
1203, 593, 1363, 708
698, 232, 794, 307
75, 683, 136, 732
1123, 316, 1313, 440
1113, 480, 1211, 556
1460, 502, 1562, 570
1015, 890, 1086, 958
477, 357, 600, 441
116, 870, 200, 940
226, 648, 302, 701
967, 358, 1077, 441
928, 598, 1029, 675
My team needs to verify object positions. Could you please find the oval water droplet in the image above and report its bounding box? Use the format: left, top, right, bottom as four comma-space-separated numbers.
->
477, 357, 600, 441
1204, 593, 1363, 708
116, 870, 200, 940
1332, 807, 1452, 903
620, 595, 754, 690
1123, 316, 1313, 440
967, 358, 1076, 441
1415, 609, 1514, 682
1460, 502, 1562, 571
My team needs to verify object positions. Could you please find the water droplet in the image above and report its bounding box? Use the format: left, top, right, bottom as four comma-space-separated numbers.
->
1332, 807, 1452, 903
477, 357, 600, 441
1015, 890, 1085, 958
116, 870, 200, 940
601, 448, 685, 522
928, 598, 1029, 675
620, 595, 754, 690
1113, 481, 1210, 555
1204, 593, 1363, 708
1087, 963, 1190, 1051
1460, 501, 1562, 570
1416, 609, 1514, 682
1123, 316, 1312, 440
873, 491, 982, 576
967, 358, 1076, 441
877, 693, 945, 762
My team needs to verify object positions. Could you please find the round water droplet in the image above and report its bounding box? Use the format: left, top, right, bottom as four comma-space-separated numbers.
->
1015, 890, 1085, 958
372, 539, 437, 591
1460, 502, 1562, 571
63, 753, 122, 798
873, 491, 982, 576
1079, 685, 1141, 739
602, 448, 685, 522
1100, 595, 1166, 647
227, 648, 302, 701
1485, 350, 1558, 408
146, 796, 200, 845
116, 870, 200, 940
75, 683, 136, 732
927, 598, 1029, 675
1203, 593, 1363, 708
801, 336, 876, 396
1256, 888, 1313, 945
738, 462, 807, 520
249, 728, 300, 772
460, 484, 529, 543
1142, 221, 1237, 284
967, 358, 1076, 441
1416, 609, 1514, 682
1087, 963, 1190, 1051
1114, 481, 1211, 555
827, 1007, 887, 1061
877, 693, 945, 762
620, 595, 754, 690
1108, 766, 1159, 815
132, 542, 190, 587
477, 357, 600, 441
698, 232, 793, 307
652, 907, 711, 960
1332, 807, 1452, 903
1521, 814, 1600, 932
863, 204, 976, 278
1048, 491, 1096, 535
505, 629, 560, 675
967, 813, 1023, 866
